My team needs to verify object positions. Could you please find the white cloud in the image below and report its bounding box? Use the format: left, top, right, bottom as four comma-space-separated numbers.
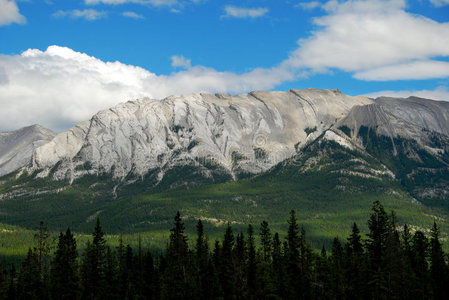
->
122, 11, 145, 19
0, 0, 26, 26
429, 0, 449, 6
171, 55, 191, 68
354, 60, 449, 81
365, 86, 449, 101
285, 0, 449, 80
296, 1, 322, 10
222, 6, 269, 19
85, 0, 179, 6
0, 46, 293, 131
53, 9, 107, 21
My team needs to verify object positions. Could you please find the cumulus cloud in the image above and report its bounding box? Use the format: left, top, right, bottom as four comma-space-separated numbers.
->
171, 55, 191, 68
428, 0, 449, 6
365, 86, 449, 101
222, 6, 269, 19
0, 46, 293, 131
85, 0, 179, 6
286, 0, 449, 80
0, 0, 26, 26
296, 1, 322, 10
354, 60, 449, 81
53, 9, 108, 21
122, 11, 145, 19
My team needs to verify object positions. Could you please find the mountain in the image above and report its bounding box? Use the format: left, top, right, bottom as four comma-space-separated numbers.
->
1, 89, 449, 248
0, 124, 55, 177
28, 89, 371, 184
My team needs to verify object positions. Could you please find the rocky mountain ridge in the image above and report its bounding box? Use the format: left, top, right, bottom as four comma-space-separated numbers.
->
19, 89, 371, 182
1, 89, 448, 194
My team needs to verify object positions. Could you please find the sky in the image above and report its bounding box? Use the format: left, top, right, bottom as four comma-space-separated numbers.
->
0, 0, 449, 132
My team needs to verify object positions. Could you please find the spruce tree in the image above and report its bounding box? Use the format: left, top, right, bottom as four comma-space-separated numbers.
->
286, 210, 301, 299
104, 247, 120, 300
258, 221, 274, 298
345, 222, 365, 300
429, 221, 447, 300
220, 223, 235, 300
313, 245, 330, 300
329, 237, 345, 299
234, 232, 247, 297
384, 212, 407, 300
195, 219, 216, 300
142, 249, 159, 300
17, 248, 42, 300
260, 220, 272, 263
247, 224, 256, 299
411, 231, 430, 298
272, 232, 285, 299
81, 217, 107, 300
50, 228, 80, 300
161, 211, 192, 300
34, 221, 52, 280
298, 225, 313, 299
366, 201, 389, 299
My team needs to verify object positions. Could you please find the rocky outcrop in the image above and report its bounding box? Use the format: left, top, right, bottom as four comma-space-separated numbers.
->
0, 125, 55, 177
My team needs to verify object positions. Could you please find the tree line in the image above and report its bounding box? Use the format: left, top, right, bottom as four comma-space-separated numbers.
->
0, 200, 448, 299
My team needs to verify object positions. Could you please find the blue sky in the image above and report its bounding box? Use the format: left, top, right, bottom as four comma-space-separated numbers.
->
0, 0, 449, 131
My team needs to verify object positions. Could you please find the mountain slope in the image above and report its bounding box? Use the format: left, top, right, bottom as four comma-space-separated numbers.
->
28, 89, 371, 183
1, 90, 449, 248
0, 125, 55, 177
337, 96, 449, 208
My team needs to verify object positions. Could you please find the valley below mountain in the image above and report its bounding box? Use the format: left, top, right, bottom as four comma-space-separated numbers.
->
1, 88, 449, 251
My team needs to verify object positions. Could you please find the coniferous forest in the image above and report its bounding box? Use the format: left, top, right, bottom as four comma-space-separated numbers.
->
0, 200, 448, 300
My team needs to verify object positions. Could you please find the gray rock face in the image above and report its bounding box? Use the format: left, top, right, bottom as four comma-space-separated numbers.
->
3, 90, 448, 185
30, 89, 371, 181
337, 96, 449, 146
0, 125, 55, 177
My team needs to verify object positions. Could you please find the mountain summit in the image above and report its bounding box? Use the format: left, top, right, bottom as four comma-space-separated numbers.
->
23, 89, 371, 183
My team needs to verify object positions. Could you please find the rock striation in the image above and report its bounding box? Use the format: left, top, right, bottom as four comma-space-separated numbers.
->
0, 125, 55, 177
30, 89, 371, 181
2, 89, 449, 188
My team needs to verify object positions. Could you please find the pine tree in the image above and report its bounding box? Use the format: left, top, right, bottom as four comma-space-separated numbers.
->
247, 224, 256, 299
104, 247, 120, 300
366, 201, 390, 299
118, 244, 134, 299
260, 220, 272, 263
384, 212, 407, 300
17, 248, 42, 300
345, 222, 365, 300
411, 231, 430, 298
258, 221, 274, 298
234, 232, 247, 297
286, 210, 301, 299
6, 264, 17, 300
271, 232, 285, 299
34, 221, 52, 279
50, 228, 80, 300
298, 225, 313, 299
81, 217, 107, 299
161, 211, 192, 300
220, 223, 235, 300
313, 245, 330, 300
429, 221, 447, 300
142, 249, 159, 300
195, 219, 216, 300
329, 238, 345, 299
